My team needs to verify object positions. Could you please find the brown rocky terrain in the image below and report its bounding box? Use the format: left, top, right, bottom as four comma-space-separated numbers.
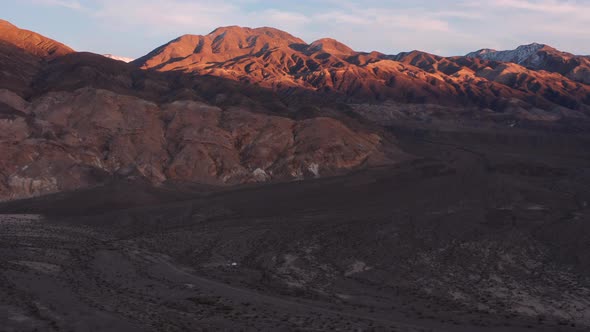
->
0, 86, 397, 201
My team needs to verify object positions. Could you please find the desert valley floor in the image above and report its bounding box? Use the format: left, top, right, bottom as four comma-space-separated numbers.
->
1, 125, 589, 331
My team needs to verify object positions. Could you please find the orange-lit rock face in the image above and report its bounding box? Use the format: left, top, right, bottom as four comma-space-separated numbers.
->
134, 26, 590, 111
0, 20, 74, 59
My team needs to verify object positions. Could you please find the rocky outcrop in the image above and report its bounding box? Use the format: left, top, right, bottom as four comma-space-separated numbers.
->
0, 88, 395, 200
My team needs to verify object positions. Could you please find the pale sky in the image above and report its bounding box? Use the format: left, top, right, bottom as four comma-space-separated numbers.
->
2, 0, 590, 59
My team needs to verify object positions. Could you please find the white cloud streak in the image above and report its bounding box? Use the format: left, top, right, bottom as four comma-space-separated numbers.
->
32, 0, 82, 9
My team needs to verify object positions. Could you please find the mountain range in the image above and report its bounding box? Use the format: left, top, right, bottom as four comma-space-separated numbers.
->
0, 19, 589, 200
133, 26, 590, 111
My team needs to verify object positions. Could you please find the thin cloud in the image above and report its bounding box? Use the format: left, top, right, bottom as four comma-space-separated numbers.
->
260, 9, 311, 25
32, 0, 82, 9
490, 0, 584, 13
35, 0, 590, 56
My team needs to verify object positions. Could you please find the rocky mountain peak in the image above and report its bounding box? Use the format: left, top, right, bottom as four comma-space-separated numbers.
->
464, 42, 590, 83
308, 38, 355, 56
466, 42, 551, 64
133, 25, 307, 68
207, 26, 305, 50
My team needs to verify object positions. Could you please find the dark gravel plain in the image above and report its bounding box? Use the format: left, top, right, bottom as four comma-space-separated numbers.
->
1, 125, 589, 331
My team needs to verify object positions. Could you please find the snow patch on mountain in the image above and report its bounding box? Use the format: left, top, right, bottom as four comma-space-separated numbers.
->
103, 54, 134, 63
